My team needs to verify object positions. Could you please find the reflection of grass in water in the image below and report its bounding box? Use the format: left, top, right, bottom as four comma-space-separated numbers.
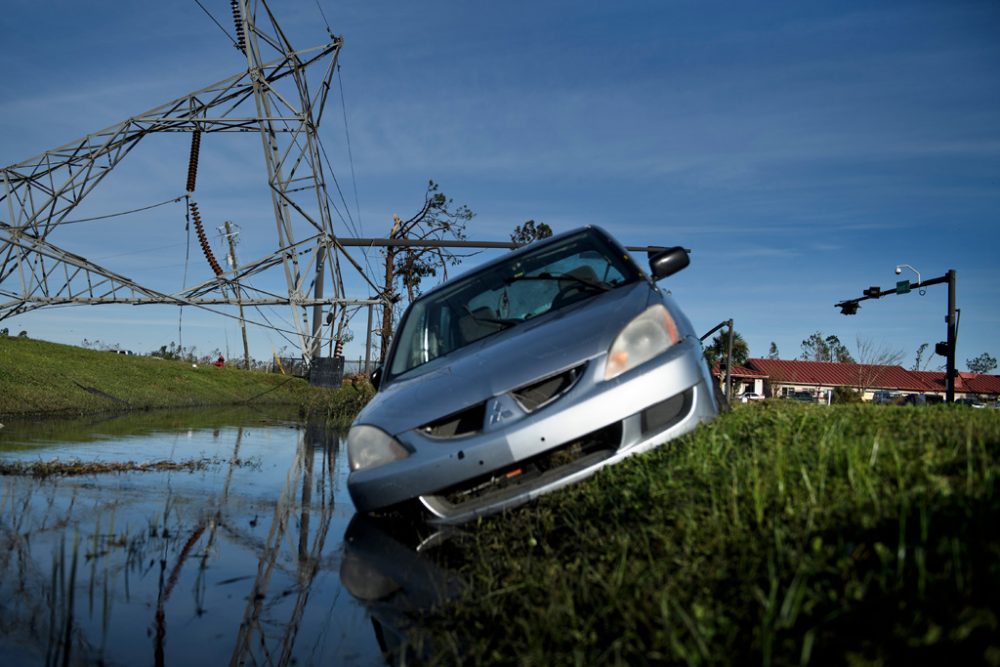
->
46, 530, 80, 667
29, 504, 198, 666
2, 419, 346, 665
0, 404, 300, 451
0, 456, 262, 478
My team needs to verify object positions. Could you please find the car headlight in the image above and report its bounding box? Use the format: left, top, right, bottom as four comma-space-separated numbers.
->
347, 425, 410, 472
604, 304, 680, 380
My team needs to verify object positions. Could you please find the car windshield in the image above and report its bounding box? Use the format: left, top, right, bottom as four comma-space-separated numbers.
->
388, 230, 641, 378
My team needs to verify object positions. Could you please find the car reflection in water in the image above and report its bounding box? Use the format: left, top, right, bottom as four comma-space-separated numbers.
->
341, 515, 462, 662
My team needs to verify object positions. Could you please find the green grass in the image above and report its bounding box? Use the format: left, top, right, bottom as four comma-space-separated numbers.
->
0, 335, 370, 422
422, 403, 1000, 665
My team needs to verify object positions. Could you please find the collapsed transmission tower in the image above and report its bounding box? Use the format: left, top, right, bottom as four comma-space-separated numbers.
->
0, 0, 366, 362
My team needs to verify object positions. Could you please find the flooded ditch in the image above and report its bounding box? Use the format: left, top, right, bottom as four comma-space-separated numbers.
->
0, 407, 454, 666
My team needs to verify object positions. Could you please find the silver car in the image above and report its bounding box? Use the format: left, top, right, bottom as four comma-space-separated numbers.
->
347, 226, 719, 525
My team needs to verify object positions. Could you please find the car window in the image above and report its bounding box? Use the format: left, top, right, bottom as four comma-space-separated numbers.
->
387, 230, 639, 379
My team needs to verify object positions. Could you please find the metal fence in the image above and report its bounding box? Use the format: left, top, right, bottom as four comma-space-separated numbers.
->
343, 358, 377, 377
272, 356, 376, 379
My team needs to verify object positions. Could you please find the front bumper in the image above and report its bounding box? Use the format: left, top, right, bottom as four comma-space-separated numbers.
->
348, 337, 717, 523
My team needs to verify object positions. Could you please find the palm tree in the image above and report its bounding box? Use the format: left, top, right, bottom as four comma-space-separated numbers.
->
704, 329, 749, 369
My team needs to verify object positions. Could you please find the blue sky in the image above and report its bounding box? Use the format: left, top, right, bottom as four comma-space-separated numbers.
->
2, 0, 998, 369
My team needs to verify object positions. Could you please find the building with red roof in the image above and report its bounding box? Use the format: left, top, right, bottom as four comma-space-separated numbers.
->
711, 358, 1000, 404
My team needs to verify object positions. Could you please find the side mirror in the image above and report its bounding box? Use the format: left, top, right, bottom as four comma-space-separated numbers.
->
370, 365, 384, 391
648, 246, 690, 281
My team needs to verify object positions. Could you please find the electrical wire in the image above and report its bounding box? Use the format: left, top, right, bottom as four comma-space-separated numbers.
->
56, 197, 185, 225
26, 298, 316, 343
192, 0, 240, 49
314, 135, 357, 234
313, 0, 334, 36
94, 240, 195, 261
252, 303, 300, 349
337, 68, 363, 237
336, 66, 377, 279
316, 134, 382, 291
179, 195, 193, 349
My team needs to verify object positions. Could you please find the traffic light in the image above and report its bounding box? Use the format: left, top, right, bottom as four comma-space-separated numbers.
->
838, 301, 860, 315
863, 286, 881, 299
935, 341, 950, 357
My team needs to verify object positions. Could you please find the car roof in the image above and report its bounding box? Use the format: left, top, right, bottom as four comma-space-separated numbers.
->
412, 225, 636, 303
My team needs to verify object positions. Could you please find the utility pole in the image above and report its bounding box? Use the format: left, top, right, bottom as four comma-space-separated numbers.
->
726, 321, 735, 400
700, 319, 735, 401
365, 303, 374, 374
379, 215, 402, 362
224, 220, 252, 370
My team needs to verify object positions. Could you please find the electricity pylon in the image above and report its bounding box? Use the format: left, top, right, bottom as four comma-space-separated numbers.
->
0, 0, 368, 362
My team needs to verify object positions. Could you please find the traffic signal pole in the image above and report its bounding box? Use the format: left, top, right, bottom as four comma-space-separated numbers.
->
834, 270, 957, 403
946, 269, 957, 403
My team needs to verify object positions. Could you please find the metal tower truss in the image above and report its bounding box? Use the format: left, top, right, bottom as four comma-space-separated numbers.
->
0, 0, 367, 362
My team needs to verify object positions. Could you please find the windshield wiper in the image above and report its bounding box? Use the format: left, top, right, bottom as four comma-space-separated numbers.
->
463, 307, 521, 329
505, 272, 611, 292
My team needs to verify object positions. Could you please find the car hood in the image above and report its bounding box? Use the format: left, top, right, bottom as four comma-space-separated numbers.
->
356, 281, 654, 436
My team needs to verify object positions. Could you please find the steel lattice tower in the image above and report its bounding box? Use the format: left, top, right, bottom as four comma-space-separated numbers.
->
0, 0, 370, 362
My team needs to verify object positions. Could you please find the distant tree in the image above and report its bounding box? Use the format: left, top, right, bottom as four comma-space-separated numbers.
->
912, 343, 930, 371
379, 180, 475, 361
510, 220, 552, 245
391, 181, 475, 302
831, 386, 863, 404
150, 341, 198, 362
853, 336, 905, 395
800, 332, 854, 363
767, 341, 780, 360
705, 329, 749, 368
967, 352, 997, 374
81, 338, 118, 352
0, 327, 8, 337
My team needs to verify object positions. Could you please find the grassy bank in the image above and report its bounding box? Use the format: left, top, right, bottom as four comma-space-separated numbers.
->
0, 336, 370, 422
425, 403, 1000, 665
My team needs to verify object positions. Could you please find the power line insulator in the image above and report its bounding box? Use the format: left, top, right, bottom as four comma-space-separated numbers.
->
231, 0, 247, 54
186, 130, 201, 193
189, 200, 224, 276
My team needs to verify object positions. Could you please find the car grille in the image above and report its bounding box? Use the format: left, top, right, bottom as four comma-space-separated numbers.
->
432, 420, 623, 508
418, 364, 585, 438
510, 364, 584, 412
419, 402, 487, 438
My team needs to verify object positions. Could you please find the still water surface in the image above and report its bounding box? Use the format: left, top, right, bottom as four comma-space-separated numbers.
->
0, 407, 424, 666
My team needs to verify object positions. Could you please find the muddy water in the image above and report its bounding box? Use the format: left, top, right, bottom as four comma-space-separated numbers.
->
0, 408, 414, 666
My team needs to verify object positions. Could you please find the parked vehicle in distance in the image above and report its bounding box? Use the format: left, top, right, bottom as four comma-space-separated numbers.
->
871, 390, 900, 405
347, 226, 719, 525
956, 398, 986, 408
738, 391, 764, 403
783, 391, 815, 403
